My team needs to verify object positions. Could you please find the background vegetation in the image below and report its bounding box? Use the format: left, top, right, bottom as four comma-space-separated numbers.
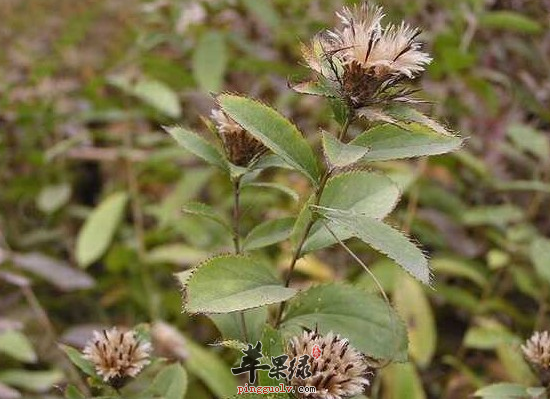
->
1, 0, 549, 398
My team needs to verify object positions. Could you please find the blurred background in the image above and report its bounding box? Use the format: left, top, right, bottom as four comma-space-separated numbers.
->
1, 0, 550, 398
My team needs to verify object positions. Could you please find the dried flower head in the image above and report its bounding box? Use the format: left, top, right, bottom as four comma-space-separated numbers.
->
301, 3, 431, 108
286, 330, 371, 399
522, 331, 550, 370
83, 327, 151, 387
211, 109, 266, 166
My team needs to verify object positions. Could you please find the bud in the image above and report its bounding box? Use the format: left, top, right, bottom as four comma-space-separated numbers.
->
522, 331, 550, 385
286, 330, 371, 399
301, 3, 431, 108
211, 109, 265, 166
82, 327, 151, 388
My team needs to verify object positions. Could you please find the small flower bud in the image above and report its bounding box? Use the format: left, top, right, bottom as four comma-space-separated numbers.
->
286, 330, 372, 399
211, 109, 266, 166
82, 327, 151, 388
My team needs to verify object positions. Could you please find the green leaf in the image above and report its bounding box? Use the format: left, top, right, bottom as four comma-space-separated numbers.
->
280, 283, 408, 362
530, 237, 550, 285
462, 205, 524, 227
146, 244, 207, 266
241, 0, 280, 29
291, 81, 336, 98
243, 217, 295, 251
382, 363, 426, 399
507, 124, 550, 160
258, 326, 285, 387
479, 11, 542, 34
243, 182, 299, 202
0, 330, 37, 363
321, 131, 369, 167
464, 319, 520, 350
76, 192, 128, 268
177, 255, 297, 313
474, 383, 529, 399
303, 171, 400, 252
218, 94, 320, 184
37, 183, 71, 213
163, 126, 228, 171
185, 340, 238, 397
393, 275, 436, 368
181, 202, 232, 232
58, 344, 96, 377
352, 123, 462, 162
65, 385, 85, 399
0, 369, 64, 393
192, 31, 227, 92
209, 307, 267, 344
109, 75, 181, 118
145, 363, 187, 399
318, 211, 431, 285
431, 257, 488, 287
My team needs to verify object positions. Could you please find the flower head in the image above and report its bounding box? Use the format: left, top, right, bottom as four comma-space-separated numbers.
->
522, 331, 550, 370
211, 109, 266, 166
300, 3, 431, 108
286, 330, 371, 399
83, 327, 151, 387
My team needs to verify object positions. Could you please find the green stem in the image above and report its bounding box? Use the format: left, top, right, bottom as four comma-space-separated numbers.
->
232, 176, 249, 342
273, 117, 352, 328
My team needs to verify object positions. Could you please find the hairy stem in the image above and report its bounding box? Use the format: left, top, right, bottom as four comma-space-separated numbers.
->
232, 177, 249, 342
273, 117, 351, 328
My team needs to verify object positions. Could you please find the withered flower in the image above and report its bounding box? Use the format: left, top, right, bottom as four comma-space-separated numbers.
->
211, 109, 266, 167
83, 327, 151, 387
300, 3, 431, 109
286, 330, 371, 399
522, 331, 550, 385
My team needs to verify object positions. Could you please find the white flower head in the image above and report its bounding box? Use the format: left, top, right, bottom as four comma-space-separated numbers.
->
522, 331, 550, 370
83, 327, 152, 387
301, 2, 431, 108
286, 330, 372, 399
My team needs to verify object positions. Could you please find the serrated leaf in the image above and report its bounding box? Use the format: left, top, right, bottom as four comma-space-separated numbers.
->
321, 131, 369, 167
474, 383, 529, 399
280, 284, 408, 361
76, 192, 128, 268
181, 202, 232, 232
177, 255, 296, 313
163, 126, 228, 170
393, 275, 436, 368
218, 94, 320, 184
243, 217, 295, 251
59, 344, 96, 377
109, 75, 181, 118
318, 210, 430, 285
352, 123, 462, 162
479, 11, 542, 34
0, 330, 37, 363
192, 32, 227, 92
303, 171, 400, 252
185, 340, 238, 397
291, 81, 336, 98
529, 237, 550, 285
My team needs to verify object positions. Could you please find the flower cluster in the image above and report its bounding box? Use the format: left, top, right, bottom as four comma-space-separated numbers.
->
83, 327, 151, 387
286, 330, 371, 399
300, 3, 431, 109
